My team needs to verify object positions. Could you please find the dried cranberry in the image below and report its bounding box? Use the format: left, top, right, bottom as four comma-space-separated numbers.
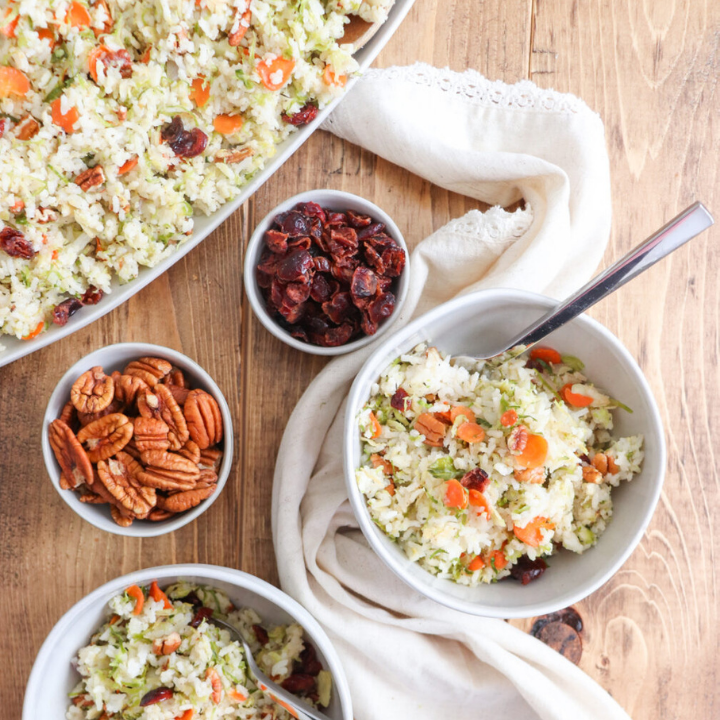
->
322, 291, 352, 324
510, 556, 548, 585
285, 282, 311, 305
360, 312, 377, 336
364, 236, 406, 278
139, 688, 173, 706
278, 211, 310, 238
265, 229, 288, 254
276, 249, 314, 284
0, 227, 36, 259
300, 641, 323, 676
310, 274, 332, 303
170, 127, 208, 158
182, 591, 203, 608
460, 468, 489, 492
161, 116, 184, 144
0, 118, 6, 138
327, 226, 358, 258
282, 103, 319, 126
391, 388, 409, 411
313, 256, 331, 273
296, 202, 327, 225
377, 276, 393, 292
357, 222, 385, 240
318, 323, 355, 347
104, 48, 133, 79
308, 216, 324, 241
350, 266, 377, 302
330, 261, 356, 285
52, 298, 83, 326
278, 298, 306, 324
189, 606, 213, 628
346, 210, 372, 228
80, 286, 104, 305
288, 236, 312, 251
291, 326, 309, 342
281, 673, 316, 694
253, 624, 269, 645
326, 212, 348, 227
525, 358, 544, 372
367, 291, 395, 326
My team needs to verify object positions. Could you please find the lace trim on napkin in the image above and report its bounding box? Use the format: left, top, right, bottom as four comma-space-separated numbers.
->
443, 205, 534, 246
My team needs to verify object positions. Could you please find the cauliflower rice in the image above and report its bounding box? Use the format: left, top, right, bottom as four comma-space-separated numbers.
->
355, 344, 644, 586
67, 582, 332, 719
0, 0, 393, 340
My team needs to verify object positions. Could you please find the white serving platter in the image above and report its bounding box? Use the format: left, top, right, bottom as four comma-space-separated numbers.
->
0, 0, 416, 368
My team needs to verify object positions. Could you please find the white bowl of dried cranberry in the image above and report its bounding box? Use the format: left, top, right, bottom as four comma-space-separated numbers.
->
244, 190, 410, 355
41, 343, 233, 537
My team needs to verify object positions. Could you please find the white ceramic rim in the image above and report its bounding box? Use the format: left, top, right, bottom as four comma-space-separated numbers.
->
41, 343, 234, 537
22, 564, 353, 720
0, 0, 418, 369
243, 189, 411, 356
343, 288, 667, 618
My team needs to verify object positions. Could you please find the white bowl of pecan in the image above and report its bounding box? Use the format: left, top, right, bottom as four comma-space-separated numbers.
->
42, 344, 233, 536
244, 189, 410, 355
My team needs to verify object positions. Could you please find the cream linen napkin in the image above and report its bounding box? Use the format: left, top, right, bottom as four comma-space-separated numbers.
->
272, 64, 628, 720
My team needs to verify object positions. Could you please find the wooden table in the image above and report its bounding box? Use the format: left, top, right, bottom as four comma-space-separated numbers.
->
2, 1, 718, 717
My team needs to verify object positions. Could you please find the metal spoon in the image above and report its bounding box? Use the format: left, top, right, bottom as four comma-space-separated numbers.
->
462, 202, 714, 362
209, 617, 332, 720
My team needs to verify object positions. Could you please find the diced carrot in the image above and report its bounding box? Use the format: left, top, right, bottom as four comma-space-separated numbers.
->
457, 422, 485, 444
228, 689, 247, 702
500, 409, 518, 427
149, 580, 172, 610
22, 321, 44, 341
450, 405, 475, 424
433, 409, 453, 424
513, 517, 554, 548
0, 66, 30, 97
443, 479, 467, 509
257, 56, 294, 90
109, 614, 120, 625
10, 199, 24, 213
190, 75, 210, 108
140, 46, 152, 64
228, 8, 251, 45
370, 454, 393, 475
206, 667, 222, 704
530, 347, 562, 365
467, 555, 485, 572
368, 411, 382, 439
38, 28, 55, 47
468, 489, 490, 518
65, 1, 92, 28
175, 711, 194, 720
88, 45, 111, 82
51, 249, 59, 261
492, 550, 508, 570
514, 433, 548, 469
560, 383, 593, 408
51, 97, 80, 133
125, 584, 144, 615
118, 156, 138, 175
323, 65, 347, 87
1, 4, 19, 38
385, 483, 395, 496
213, 114, 244, 135
415, 412, 446, 446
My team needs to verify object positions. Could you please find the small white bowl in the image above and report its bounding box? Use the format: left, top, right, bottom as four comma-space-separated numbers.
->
244, 189, 410, 356
23, 564, 353, 719
344, 289, 666, 618
42, 343, 233, 537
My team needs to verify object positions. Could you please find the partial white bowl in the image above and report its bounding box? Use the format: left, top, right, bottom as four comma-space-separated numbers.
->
41, 343, 233, 537
344, 289, 666, 618
23, 564, 353, 720
244, 189, 410, 356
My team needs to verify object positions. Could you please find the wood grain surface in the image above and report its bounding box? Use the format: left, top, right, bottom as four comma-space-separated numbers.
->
2, 1, 718, 718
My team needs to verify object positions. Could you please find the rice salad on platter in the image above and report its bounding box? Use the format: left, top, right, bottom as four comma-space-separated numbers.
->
0, 0, 392, 341
66, 581, 332, 719
355, 344, 644, 586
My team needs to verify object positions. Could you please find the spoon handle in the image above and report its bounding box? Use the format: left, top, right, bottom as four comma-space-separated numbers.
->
506, 202, 714, 351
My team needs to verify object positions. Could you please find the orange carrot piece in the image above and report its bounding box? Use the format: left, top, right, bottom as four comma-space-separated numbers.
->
65, 1, 92, 28
0, 66, 30, 97
175, 710, 194, 720
206, 667, 223, 704
149, 580, 172, 610
514, 433, 548, 469
10, 199, 24, 213
433, 409, 453, 424
457, 422, 485, 444
228, 689, 247, 702
88, 45, 111, 82
51, 249, 58, 260
450, 405, 475, 424
384, 483, 396, 496
560, 383, 593, 408
22, 321, 44, 340
468, 489, 490, 518
190, 75, 210, 108
492, 550, 508, 570
370, 454, 393, 475
118, 156, 138, 175
213, 114, 244, 135
513, 517, 554, 548
368, 411, 382, 439
444, 479, 467, 509
323, 65, 347, 87
109, 614, 120, 625
51, 97, 80, 133
1, 5, 19, 38
140, 46, 152, 64
500, 409, 518, 427
125, 584, 144, 615
257, 56, 294, 90
38, 28, 55, 47
530, 347, 562, 365
467, 555, 485, 572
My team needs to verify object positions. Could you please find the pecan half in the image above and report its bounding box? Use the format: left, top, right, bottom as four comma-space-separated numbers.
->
111, 504, 133, 527
178, 439, 200, 464
137, 450, 200, 491
123, 436, 142, 460
514, 466, 546, 484
195, 469, 217, 489
199, 447, 223, 471
138, 384, 188, 450
124, 357, 172, 387
58, 400, 78, 430
148, 509, 176, 521
77, 413, 133, 462
78, 398, 124, 427
582, 466, 603, 484
134, 417, 170, 452
97, 452, 156, 516
184, 390, 223, 449
507, 425, 529, 454
157, 485, 216, 513
49, 420, 94, 489
213, 147, 253, 164
70, 366, 115, 413
112, 371, 148, 407
165, 384, 189, 406
15, 115, 40, 140
164, 369, 189, 388
75, 166, 106, 191
35, 207, 59, 224
59, 473, 72, 490
152, 632, 181, 655
79, 491, 107, 504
